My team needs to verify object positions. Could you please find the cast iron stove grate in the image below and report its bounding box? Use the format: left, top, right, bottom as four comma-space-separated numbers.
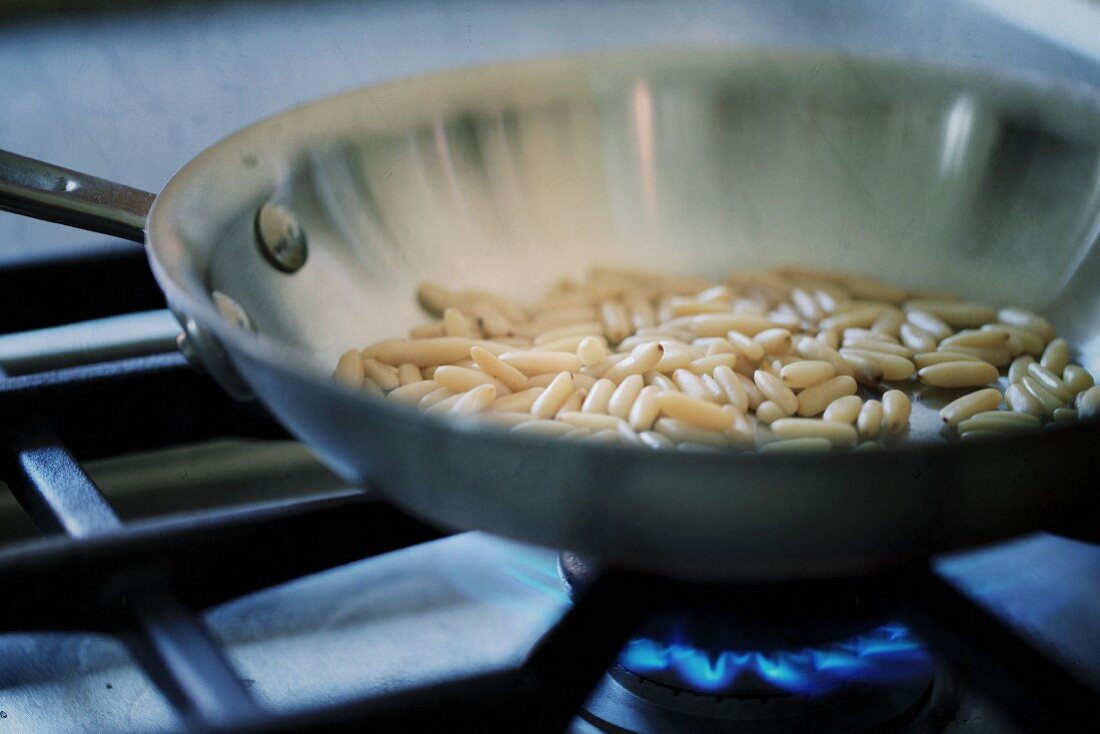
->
0, 242, 1098, 733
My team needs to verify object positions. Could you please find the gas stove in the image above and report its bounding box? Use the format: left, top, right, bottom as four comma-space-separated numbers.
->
0, 242, 1099, 733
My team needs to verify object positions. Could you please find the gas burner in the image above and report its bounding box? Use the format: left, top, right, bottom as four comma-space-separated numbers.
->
577, 663, 955, 734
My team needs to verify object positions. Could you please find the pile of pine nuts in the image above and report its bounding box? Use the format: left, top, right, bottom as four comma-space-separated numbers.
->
333, 267, 1100, 452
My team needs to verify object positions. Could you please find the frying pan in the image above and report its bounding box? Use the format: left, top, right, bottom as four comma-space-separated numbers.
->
3, 50, 1100, 582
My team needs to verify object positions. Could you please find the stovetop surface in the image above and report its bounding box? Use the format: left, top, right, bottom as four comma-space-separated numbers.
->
1, 521, 1098, 732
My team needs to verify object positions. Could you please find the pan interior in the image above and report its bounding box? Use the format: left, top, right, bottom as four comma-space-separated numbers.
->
154, 49, 1100, 382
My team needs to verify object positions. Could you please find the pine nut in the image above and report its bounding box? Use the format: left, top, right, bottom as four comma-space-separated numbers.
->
658, 391, 735, 430
823, 395, 863, 424
939, 388, 1002, 426
781, 360, 836, 388
913, 351, 984, 368
858, 400, 884, 438
713, 365, 749, 413
1079, 386, 1100, 419
577, 336, 608, 366
754, 328, 792, 355
1026, 362, 1074, 402
652, 418, 730, 447
1005, 383, 1045, 417
957, 413, 1040, 433
558, 411, 628, 432
450, 384, 497, 414
582, 379, 616, 413
759, 437, 832, 453
500, 351, 583, 375
365, 338, 474, 367
470, 346, 529, 392
603, 342, 665, 383
905, 309, 953, 341
916, 362, 998, 388
900, 322, 938, 352
797, 376, 858, 417
904, 300, 995, 328
628, 385, 663, 431
1008, 355, 1035, 385
639, 431, 675, 449
1040, 338, 1069, 375
840, 349, 915, 381
363, 357, 400, 391
334, 349, 365, 388
997, 307, 1055, 342
754, 370, 798, 414
1021, 376, 1062, 415
388, 379, 444, 404
1063, 364, 1094, 394
511, 420, 576, 437
882, 390, 911, 433
689, 354, 738, 376
755, 401, 786, 424
1053, 407, 1078, 422
531, 372, 574, 418
771, 418, 858, 446
692, 314, 776, 337
608, 374, 645, 419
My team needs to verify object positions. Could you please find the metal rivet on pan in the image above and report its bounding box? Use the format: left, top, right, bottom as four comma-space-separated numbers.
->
255, 202, 307, 273
212, 290, 254, 331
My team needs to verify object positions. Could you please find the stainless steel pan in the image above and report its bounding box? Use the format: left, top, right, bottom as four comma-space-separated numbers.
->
3, 50, 1100, 581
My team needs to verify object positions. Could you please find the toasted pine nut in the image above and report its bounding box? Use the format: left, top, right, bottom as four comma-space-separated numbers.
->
334, 349, 365, 388
604, 342, 665, 382
577, 336, 609, 366
1026, 362, 1074, 402
916, 362, 998, 388
1063, 364, 1094, 394
531, 372, 574, 418
1078, 385, 1100, 419
858, 399, 884, 438
500, 351, 583, 375
939, 388, 1002, 426
780, 360, 835, 388
1005, 383, 1045, 417
657, 391, 735, 430
363, 357, 400, 391
759, 437, 832, 453
628, 385, 663, 430
797, 376, 858, 417
771, 418, 858, 446
823, 395, 863, 424
997, 307, 1055, 342
608, 374, 646, 419
450, 384, 497, 414
754, 370, 798, 415
365, 338, 474, 367
1040, 337, 1069, 375
652, 418, 730, 447
882, 390, 911, 433
839, 349, 915, 381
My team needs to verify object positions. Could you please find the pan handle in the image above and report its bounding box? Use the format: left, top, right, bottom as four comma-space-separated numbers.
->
0, 149, 154, 243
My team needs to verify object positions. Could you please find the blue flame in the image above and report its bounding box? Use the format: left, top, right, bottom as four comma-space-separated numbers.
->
619, 622, 930, 695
